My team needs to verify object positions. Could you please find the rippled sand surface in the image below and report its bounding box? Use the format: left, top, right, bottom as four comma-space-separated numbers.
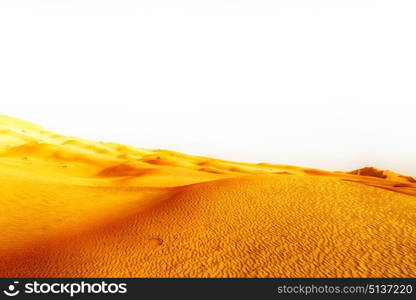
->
0, 115, 415, 277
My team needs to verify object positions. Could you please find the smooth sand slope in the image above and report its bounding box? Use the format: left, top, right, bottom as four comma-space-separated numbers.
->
0, 115, 415, 277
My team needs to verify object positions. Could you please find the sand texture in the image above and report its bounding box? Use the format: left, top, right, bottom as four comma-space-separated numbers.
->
0, 115, 415, 277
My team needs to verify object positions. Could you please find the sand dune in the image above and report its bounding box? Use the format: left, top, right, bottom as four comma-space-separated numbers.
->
350, 166, 416, 184
0, 114, 415, 277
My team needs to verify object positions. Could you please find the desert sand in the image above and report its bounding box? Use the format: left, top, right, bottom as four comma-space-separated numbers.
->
0, 114, 415, 277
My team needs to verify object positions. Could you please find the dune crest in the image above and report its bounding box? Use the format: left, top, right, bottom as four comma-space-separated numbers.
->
350, 167, 416, 183
0, 114, 415, 277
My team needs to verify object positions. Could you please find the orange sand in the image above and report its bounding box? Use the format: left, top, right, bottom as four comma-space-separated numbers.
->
0, 115, 415, 277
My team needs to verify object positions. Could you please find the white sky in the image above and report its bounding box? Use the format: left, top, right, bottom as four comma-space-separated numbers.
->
1, 1, 415, 175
